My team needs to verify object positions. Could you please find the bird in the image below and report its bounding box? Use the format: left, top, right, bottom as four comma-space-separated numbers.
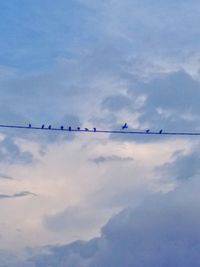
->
146, 129, 150, 133
159, 129, 163, 134
85, 128, 89, 131
60, 126, 64, 130
28, 124, 31, 128
68, 126, 72, 131
48, 125, 51, 129
77, 127, 80, 131
41, 124, 45, 129
122, 123, 128, 130
93, 128, 96, 132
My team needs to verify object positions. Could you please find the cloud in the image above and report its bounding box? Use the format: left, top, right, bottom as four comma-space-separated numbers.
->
0, 65, 83, 164
29, 176, 200, 267
102, 94, 132, 112
0, 137, 33, 164
156, 149, 200, 181
0, 250, 29, 267
105, 70, 200, 143
2, 0, 200, 265
44, 206, 105, 233
135, 71, 200, 129
0, 191, 37, 200
0, 174, 13, 180
1, 0, 200, 151
89, 155, 134, 164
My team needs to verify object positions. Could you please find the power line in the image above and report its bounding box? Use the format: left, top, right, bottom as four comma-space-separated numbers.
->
0, 123, 200, 136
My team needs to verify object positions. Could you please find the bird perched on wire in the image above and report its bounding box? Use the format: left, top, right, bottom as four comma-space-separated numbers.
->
122, 123, 128, 130
159, 129, 163, 134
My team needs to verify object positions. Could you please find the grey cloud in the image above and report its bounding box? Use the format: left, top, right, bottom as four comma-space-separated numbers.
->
89, 155, 134, 164
32, 113, 81, 144
29, 239, 99, 267
102, 94, 132, 111
0, 250, 30, 267
28, 177, 200, 267
44, 206, 102, 233
13, 191, 37, 198
106, 71, 200, 143
131, 71, 200, 130
0, 173, 13, 180
135, 71, 200, 129
0, 72, 82, 141
89, 185, 149, 210
156, 149, 200, 181
0, 137, 33, 164
0, 191, 37, 200
0, 69, 83, 149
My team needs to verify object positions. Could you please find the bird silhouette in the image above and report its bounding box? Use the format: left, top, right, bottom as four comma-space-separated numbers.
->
77, 127, 80, 131
60, 126, 64, 130
85, 128, 89, 131
146, 129, 150, 133
159, 129, 163, 134
68, 126, 72, 131
28, 124, 31, 128
93, 128, 96, 132
122, 123, 128, 129
41, 124, 45, 129
48, 125, 51, 129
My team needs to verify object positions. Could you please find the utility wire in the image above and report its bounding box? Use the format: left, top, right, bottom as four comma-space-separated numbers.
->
0, 123, 199, 136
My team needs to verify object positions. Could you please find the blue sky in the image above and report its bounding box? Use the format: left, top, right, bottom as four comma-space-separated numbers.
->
0, 1, 92, 70
1, 1, 200, 266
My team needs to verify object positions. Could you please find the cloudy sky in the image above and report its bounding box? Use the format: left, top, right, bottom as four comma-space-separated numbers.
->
1, 0, 200, 266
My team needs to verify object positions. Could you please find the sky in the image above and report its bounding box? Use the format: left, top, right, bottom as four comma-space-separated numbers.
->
1, 0, 200, 266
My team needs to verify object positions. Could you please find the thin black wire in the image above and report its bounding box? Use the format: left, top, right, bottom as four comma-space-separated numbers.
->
0, 124, 200, 136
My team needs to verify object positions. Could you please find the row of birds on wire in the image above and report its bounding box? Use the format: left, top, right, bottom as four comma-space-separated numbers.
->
26, 123, 163, 133
9, 122, 164, 134
2, 122, 200, 136
1, 122, 200, 136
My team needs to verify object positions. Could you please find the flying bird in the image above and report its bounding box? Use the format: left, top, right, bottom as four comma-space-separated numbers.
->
122, 123, 128, 130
